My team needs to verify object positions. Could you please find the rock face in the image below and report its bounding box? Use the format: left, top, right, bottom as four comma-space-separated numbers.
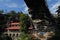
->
24, 0, 55, 40
24, 0, 54, 20
24, 0, 49, 13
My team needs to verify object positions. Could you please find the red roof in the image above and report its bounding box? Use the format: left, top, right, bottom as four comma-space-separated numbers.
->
9, 22, 19, 25
5, 26, 20, 30
6, 22, 20, 30
0, 22, 33, 30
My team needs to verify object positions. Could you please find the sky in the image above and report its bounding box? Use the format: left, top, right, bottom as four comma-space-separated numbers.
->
0, 0, 60, 14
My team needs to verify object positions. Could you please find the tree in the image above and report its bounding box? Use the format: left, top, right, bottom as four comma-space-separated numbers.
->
19, 12, 31, 33
0, 10, 4, 14
0, 10, 7, 28
0, 10, 8, 40
5, 10, 18, 23
56, 6, 60, 16
19, 12, 31, 40
20, 32, 30, 40
54, 6, 60, 40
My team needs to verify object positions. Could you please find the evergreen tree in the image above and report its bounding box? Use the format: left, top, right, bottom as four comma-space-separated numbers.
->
19, 12, 31, 40
54, 6, 60, 40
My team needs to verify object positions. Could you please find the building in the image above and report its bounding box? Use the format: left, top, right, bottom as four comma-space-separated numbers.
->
1, 22, 20, 40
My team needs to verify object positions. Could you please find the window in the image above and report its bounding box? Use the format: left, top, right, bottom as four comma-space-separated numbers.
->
16, 34, 18, 37
5, 34, 8, 36
10, 34, 11, 36
13, 34, 15, 37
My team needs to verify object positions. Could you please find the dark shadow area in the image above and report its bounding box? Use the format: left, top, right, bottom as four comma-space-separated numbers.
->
0, 11, 12, 40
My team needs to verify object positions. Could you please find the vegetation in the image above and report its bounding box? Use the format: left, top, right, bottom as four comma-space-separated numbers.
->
20, 32, 30, 40
19, 12, 31, 40
0, 5, 59, 40
0, 10, 31, 40
54, 6, 60, 40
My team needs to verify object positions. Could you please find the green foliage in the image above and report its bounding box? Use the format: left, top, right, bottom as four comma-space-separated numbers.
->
19, 13, 31, 33
0, 10, 31, 40
0, 35, 12, 40
19, 12, 31, 40
20, 32, 30, 40
19, 13, 27, 27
